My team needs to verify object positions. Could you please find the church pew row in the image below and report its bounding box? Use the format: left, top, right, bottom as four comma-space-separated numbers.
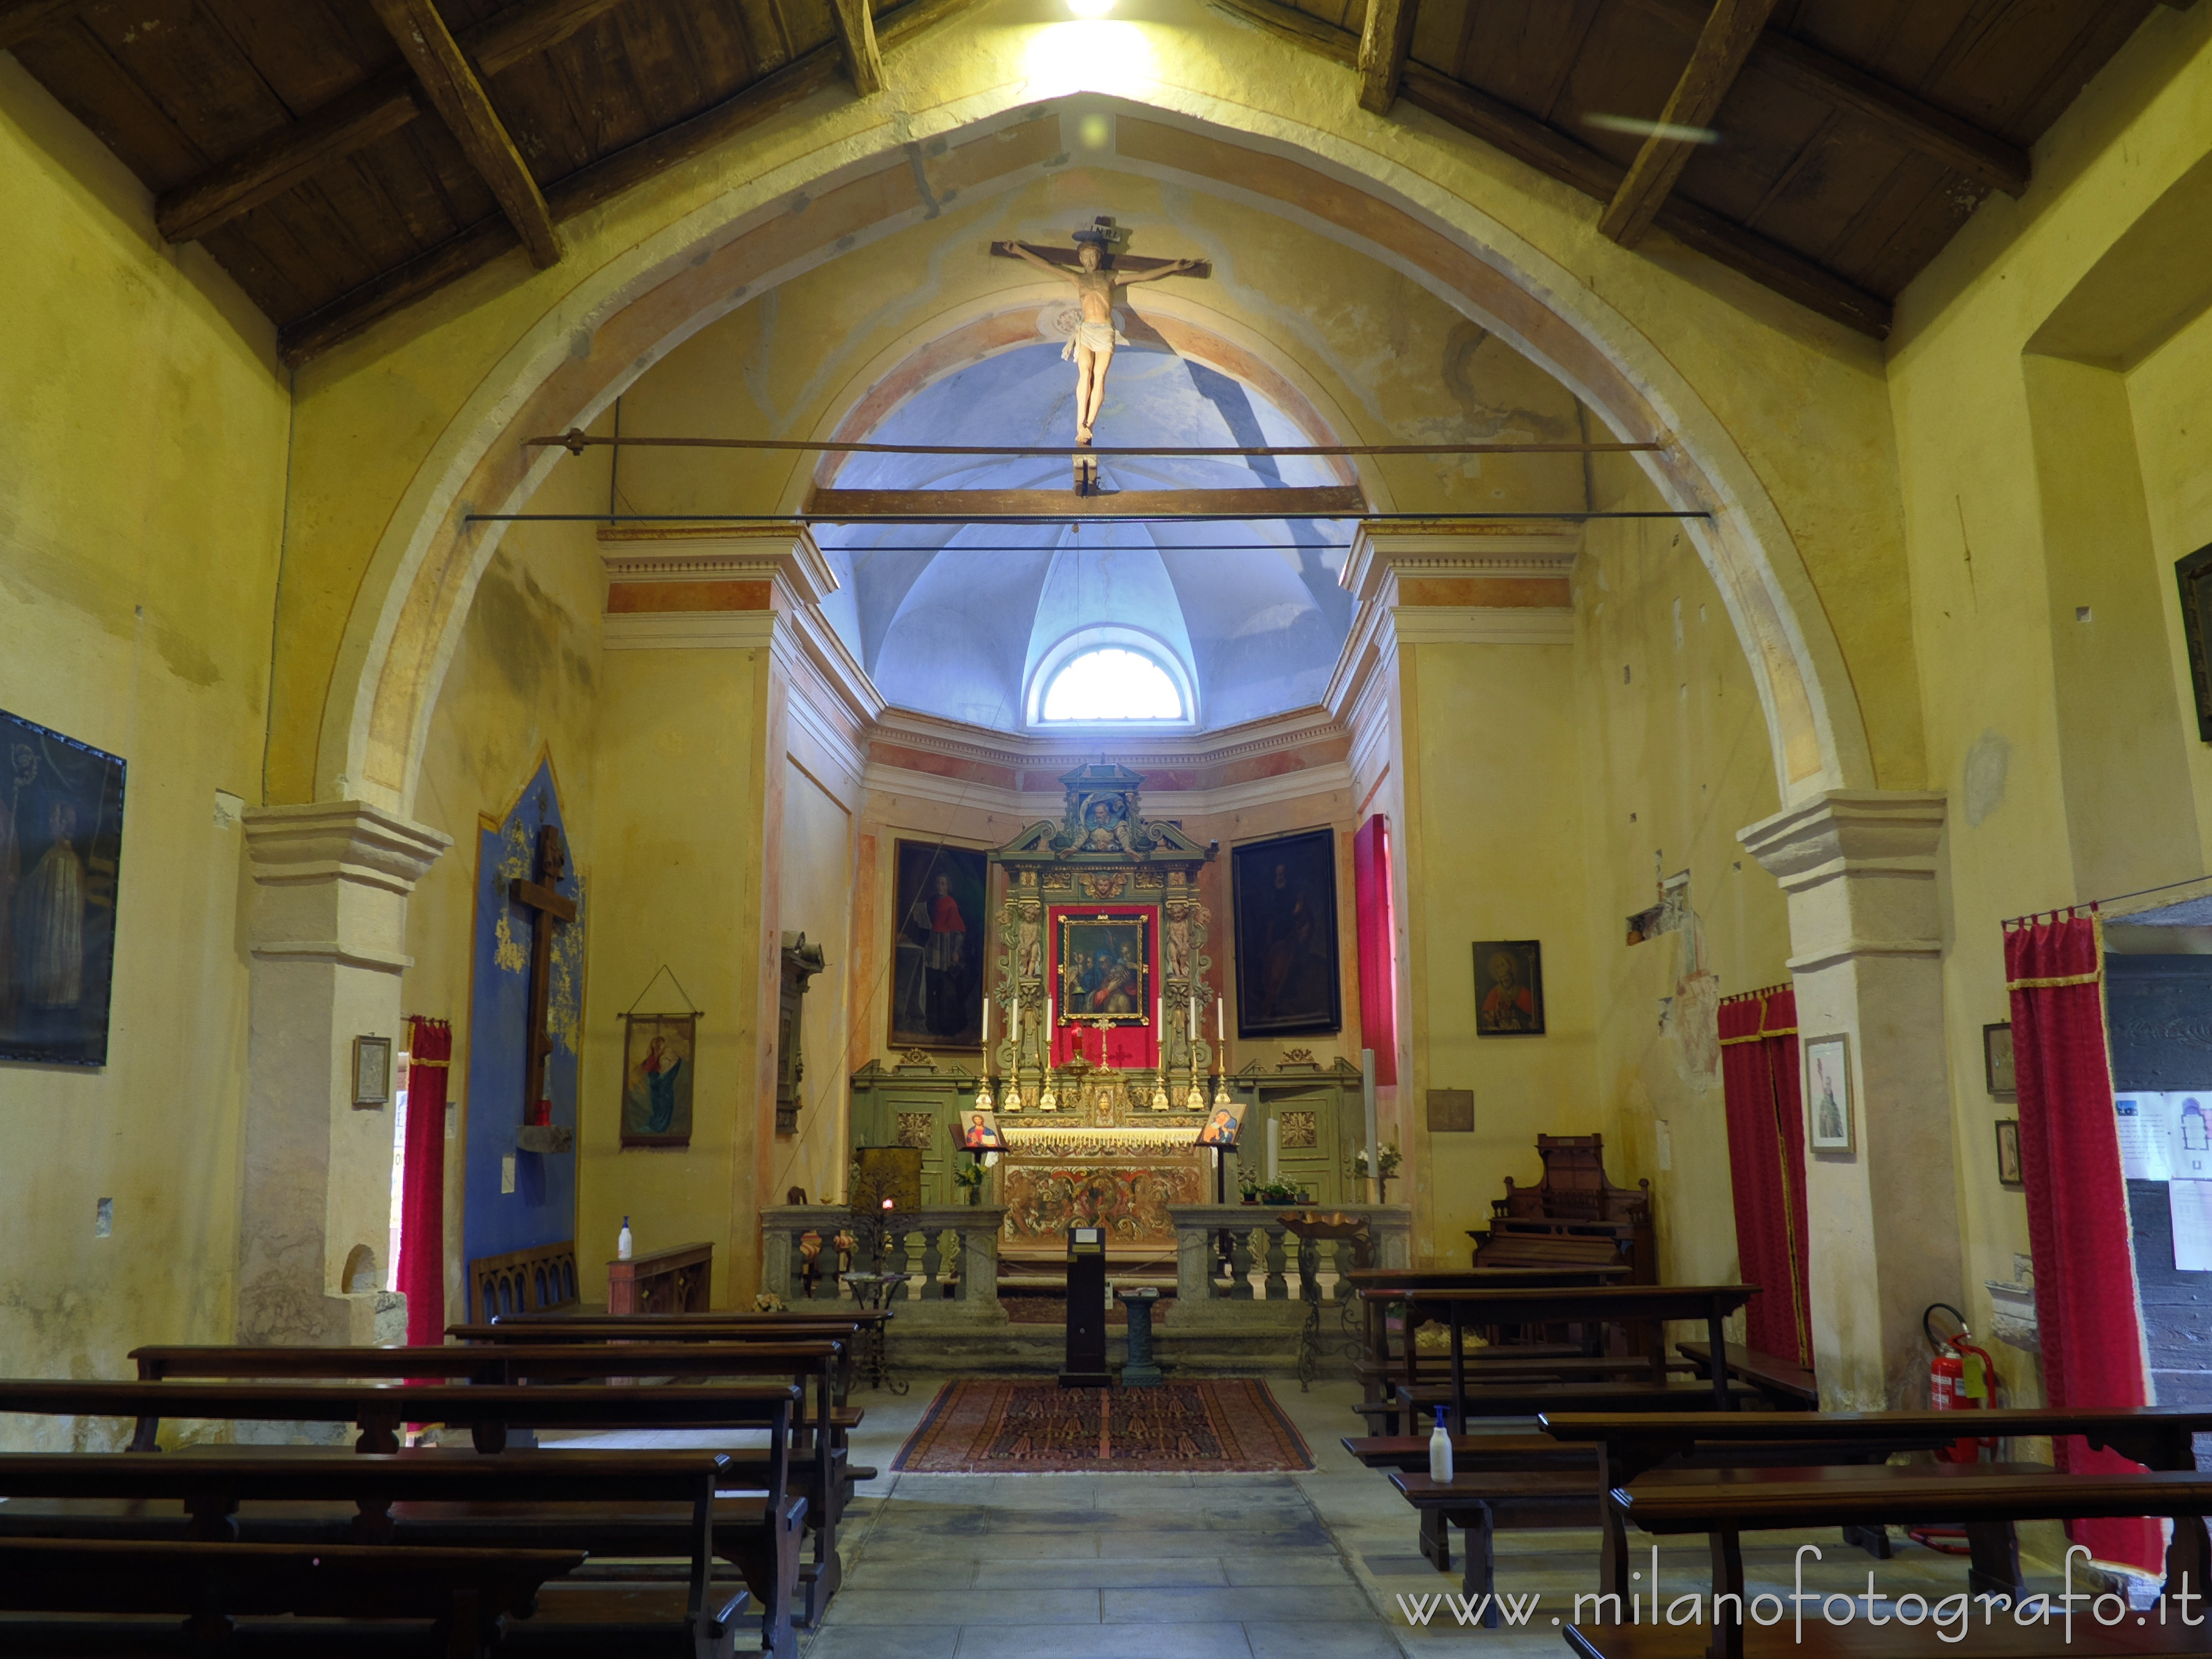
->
127, 1342, 852, 1625
1541, 1406, 2212, 1607
0, 1536, 585, 1658
451, 1312, 892, 1408
1597, 1464, 2212, 1659
0, 1380, 805, 1659
0, 1451, 753, 1658
1673, 1340, 1820, 1408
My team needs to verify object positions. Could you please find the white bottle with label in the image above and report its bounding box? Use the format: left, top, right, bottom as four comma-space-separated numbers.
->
1428, 1406, 1454, 1483
617, 1217, 634, 1261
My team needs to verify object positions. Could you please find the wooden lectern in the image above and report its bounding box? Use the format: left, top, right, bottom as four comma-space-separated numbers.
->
1061, 1226, 1111, 1388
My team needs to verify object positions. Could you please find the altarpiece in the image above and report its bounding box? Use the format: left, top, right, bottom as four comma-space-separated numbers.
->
983, 764, 1223, 1264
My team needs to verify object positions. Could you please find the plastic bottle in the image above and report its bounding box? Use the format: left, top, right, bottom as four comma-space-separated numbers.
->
1428, 1405, 1454, 1483
617, 1216, 634, 1261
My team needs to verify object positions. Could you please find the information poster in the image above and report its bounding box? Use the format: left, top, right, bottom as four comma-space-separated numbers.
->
2116, 1092, 2173, 1181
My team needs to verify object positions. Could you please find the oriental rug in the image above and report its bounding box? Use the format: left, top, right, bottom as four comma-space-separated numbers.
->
890, 1378, 1313, 1474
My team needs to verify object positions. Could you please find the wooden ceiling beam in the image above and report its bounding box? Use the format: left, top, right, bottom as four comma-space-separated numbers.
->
829, 0, 885, 95
368, 0, 561, 268
1599, 0, 1778, 247
1613, 0, 2028, 196
0, 0, 76, 52
279, 0, 979, 362
1356, 0, 1419, 115
157, 0, 635, 246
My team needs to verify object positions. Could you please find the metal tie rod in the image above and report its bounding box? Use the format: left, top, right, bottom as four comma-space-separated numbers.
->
528, 430, 1667, 459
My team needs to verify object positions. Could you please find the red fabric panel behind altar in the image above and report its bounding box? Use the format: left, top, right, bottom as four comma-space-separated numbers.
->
1353, 814, 1398, 1086
2007, 912, 2161, 1577
1047, 903, 1161, 1069
399, 1016, 451, 1348
1718, 987, 1813, 1370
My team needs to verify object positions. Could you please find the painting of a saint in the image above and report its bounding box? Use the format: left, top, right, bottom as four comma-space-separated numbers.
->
1472, 941, 1545, 1036
1055, 914, 1151, 1026
1804, 1034, 1853, 1152
1231, 830, 1340, 1037
620, 1013, 695, 1147
0, 710, 124, 1067
891, 841, 988, 1049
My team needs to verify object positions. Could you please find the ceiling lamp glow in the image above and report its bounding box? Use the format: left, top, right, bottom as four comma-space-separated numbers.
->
1041, 648, 1183, 721
1066, 0, 1116, 18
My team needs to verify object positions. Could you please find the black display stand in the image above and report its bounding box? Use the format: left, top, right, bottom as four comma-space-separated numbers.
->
1061, 1225, 1112, 1388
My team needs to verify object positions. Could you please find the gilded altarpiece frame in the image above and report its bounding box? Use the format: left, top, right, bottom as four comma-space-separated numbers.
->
979, 764, 1221, 1254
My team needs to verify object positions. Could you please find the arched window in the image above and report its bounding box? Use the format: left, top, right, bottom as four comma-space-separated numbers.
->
1039, 647, 1186, 722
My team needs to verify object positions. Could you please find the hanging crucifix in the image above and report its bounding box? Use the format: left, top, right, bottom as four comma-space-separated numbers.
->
992, 218, 1209, 485
510, 822, 576, 1147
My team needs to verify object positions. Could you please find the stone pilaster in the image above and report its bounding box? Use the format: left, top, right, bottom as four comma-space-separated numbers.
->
239, 802, 450, 1345
1740, 790, 1957, 1409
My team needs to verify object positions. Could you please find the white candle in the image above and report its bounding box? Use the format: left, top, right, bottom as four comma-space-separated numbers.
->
1267, 1117, 1280, 1182
1188, 994, 1196, 1041
1156, 992, 1164, 1036
1217, 1001, 1224, 1041
1361, 1047, 1380, 1201
983, 996, 991, 1044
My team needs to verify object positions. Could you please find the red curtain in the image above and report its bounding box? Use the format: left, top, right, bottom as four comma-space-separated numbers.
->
398, 1016, 451, 1348
2007, 912, 2160, 1576
1353, 814, 1398, 1085
1719, 985, 1813, 1370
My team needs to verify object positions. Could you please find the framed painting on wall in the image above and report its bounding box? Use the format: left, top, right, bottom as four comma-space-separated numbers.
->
621, 1012, 695, 1147
1231, 828, 1341, 1038
889, 840, 988, 1050
1983, 1022, 2016, 1098
1804, 1032, 1855, 1152
1472, 941, 1545, 1036
0, 708, 126, 1067
1056, 910, 1152, 1026
2175, 542, 2212, 742
1994, 1119, 2024, 1186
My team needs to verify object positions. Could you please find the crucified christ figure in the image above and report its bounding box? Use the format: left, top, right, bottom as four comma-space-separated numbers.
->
1003, 231, 1203, 445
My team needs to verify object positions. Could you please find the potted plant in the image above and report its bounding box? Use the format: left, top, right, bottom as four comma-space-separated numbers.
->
1238, 1173, 1260, 1204
952, 1158, 987, 1207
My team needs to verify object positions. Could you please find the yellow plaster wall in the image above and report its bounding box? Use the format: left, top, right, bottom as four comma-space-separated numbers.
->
1574, 456, 1793, 1293
401, 447, 608, 1321
1885, 0, 2212, 1389
1400, 638, 1598, 1266
0, 59, 288, 1428
577, 641, 766, 1305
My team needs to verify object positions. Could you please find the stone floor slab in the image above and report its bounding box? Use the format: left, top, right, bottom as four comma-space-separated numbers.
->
821, 1588, 1102, 1626
1100, 1585, 1378, 1623
950, 1624, 1255, 1659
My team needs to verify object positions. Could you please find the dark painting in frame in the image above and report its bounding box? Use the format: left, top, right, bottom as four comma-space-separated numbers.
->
2176, 542, 2212, 742
1472, 940, 1546, 1036
1232, 828, 1341, 1039
1, 709, 125, 1067
890, 839, 988, 1050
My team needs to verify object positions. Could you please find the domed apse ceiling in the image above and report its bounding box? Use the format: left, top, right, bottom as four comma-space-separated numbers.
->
812, 335, 1356, 734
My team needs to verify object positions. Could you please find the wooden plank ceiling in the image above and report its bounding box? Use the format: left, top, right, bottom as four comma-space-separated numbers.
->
1232, 0, 2182, 336
0, 0, 2181, 357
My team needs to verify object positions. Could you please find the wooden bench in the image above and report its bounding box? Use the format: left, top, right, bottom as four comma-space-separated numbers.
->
0, 1535, 585, 1657
1544, 1406, 2212, 1614
1359, 1284, 1757, 1433
128, 1342, 854, 1626
452, 1313, 892, 1408
1675, 1340, 1819, 1408
1610, 1464, 2212, 1659
0, 1449, 750, 1657
0, 1379, 805, 1659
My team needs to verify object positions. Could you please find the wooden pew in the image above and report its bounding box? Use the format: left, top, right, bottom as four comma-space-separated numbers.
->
128, 1342, 852, 1625
0, 1449, 746, 1657
1357, 1284, 1759, 1433
1674, 1340, 1819, 1409
0, 1536, 584, 1657
1543, 1406, 2212, 1613
1602, 1464, 2212, 1659
0, 1380, 805, 1659
452, 1313, 890, 1408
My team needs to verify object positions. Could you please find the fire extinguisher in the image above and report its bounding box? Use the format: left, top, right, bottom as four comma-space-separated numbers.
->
1924, 1302, 1998, 1464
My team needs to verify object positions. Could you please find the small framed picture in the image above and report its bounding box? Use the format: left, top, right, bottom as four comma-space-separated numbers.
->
1994, 1119, 2025, 1186
1803, 1033, 1854, 1153
1472, 940, 1545, 1036
1984, 1022, 2016, 1098
352, 1035, 393, 1108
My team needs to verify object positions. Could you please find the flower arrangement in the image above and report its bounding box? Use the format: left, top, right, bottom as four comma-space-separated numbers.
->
1354, 1142, 1403, 1180
952, 1159, 987, 1204
753, 1291, 786, 1312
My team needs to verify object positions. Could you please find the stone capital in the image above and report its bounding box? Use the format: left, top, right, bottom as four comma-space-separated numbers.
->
598, 523, 838, 610
1739, 790, 1945, 974
1338, 520, 1581, 604
243, 801, 450, 975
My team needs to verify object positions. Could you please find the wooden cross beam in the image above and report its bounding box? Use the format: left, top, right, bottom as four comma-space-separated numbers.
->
371, 0, 562, 269
1357, 0, 1420, 115
989, 242, 1213, 279
0, 0, 77, 51
830, 0, 886, 95
510, 824, 577, 1126
1599, 0, 1780, 247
